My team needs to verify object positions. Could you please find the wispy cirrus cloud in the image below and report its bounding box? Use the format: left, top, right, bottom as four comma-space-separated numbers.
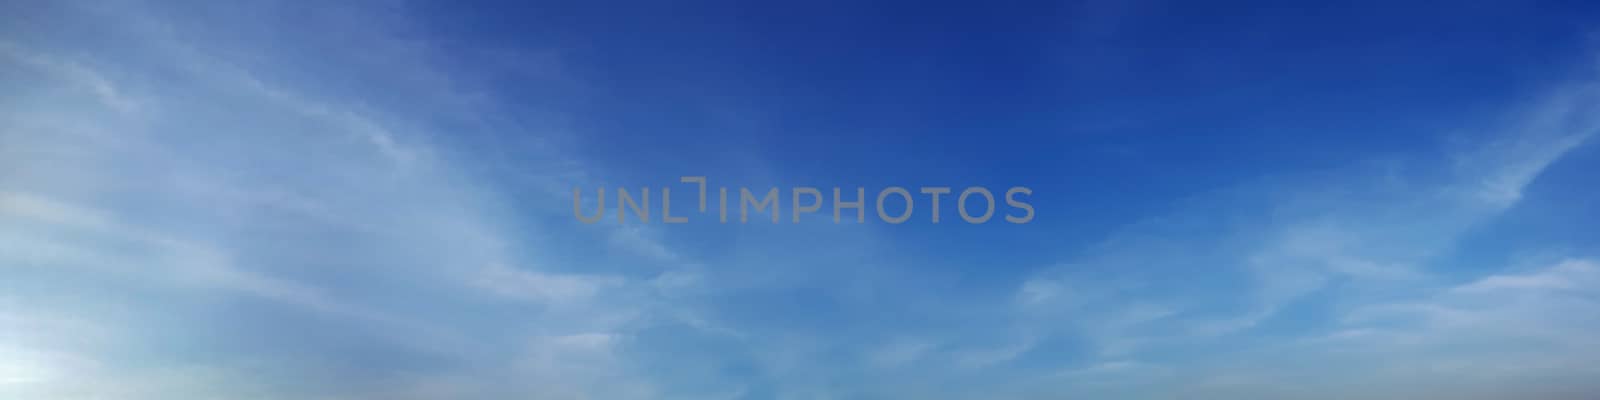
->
1, 2, 711, 398
5, 1, 1600, 399
998, 69, 1600, 395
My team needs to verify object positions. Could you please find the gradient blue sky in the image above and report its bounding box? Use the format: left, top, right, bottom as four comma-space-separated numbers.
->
4, 1, 1600, 399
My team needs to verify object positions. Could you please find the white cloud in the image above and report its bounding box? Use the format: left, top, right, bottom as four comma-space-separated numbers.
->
609, 225, 683, 264
953, 338, 1035, 369
1462, 86, 1600, 208
1015, 278, 1066, 306
1346, 259, 1600, 344
866, 337, 936, 368
1452, 258, 1597, 293
0, 3, 699, 398
0, 41, 139, 113
472, 263, 624, 304
1002, 71, 1600, 383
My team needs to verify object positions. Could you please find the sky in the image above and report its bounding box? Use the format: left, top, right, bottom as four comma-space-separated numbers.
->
4, 1, 1600, 399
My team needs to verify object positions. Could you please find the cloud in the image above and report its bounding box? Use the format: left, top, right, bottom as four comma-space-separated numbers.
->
0, 3, 705, 398
0, 41, 139, 113
1451, 258, 1598, 293
1175, 258, 1600, 400
865, 337, 936, 368
996, 68, 1600, 398
1460, 86, 1600, 208
953, 338, 1036, 369
6, 2, 1600, 399
472, 263, 624, 304
1346, 259, 1600, 346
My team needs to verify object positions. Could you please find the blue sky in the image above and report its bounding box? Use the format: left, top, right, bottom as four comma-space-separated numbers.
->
4, 1, 1600, 399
